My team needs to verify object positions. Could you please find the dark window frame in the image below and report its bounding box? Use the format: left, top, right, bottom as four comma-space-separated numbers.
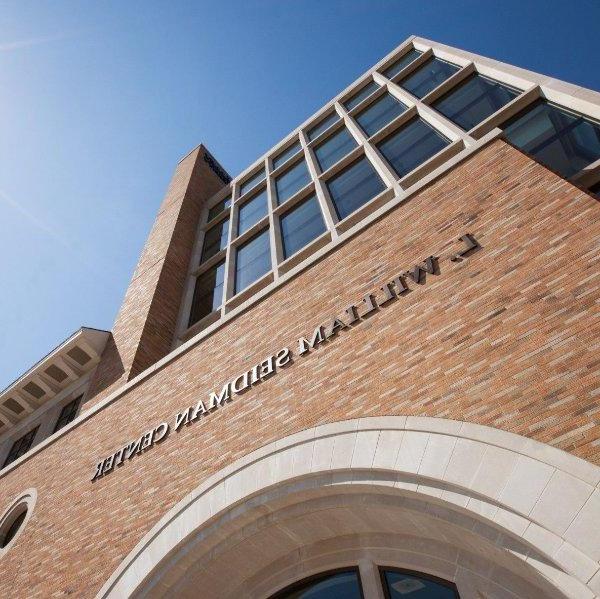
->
206, 197, 231, 223
188, 260, 226, 327
3, 426, 39, 468
268, 567, 365, 599
200, 217, 229, 263
53, 395, 83, 434
379, 567, 460, 599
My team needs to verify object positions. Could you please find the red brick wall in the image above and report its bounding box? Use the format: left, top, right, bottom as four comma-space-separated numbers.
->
1, 140, 599, 598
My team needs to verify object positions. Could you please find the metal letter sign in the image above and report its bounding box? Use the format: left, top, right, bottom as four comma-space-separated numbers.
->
92, 234, 481, 481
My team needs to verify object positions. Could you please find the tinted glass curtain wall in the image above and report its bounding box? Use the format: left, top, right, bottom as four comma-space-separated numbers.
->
327, 158, 385, 220
400, 57, 459, 98
378, 118, 449, 178
280, 196, 326, 259
238, 190, 268, 235
433, 74, 519, 130
235, 230, 271, 293
503, 101, 600, 178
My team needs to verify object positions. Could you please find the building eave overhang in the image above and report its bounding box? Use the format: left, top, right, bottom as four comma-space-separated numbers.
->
0, 327, 109, 432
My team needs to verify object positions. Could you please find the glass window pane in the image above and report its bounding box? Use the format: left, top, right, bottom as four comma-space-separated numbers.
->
207, 197, 231, 222
238, 189, 268, 235
327, 156, 386, 220
3, 427, 39, 468
344, 80, 380, 111
280, 196, 326, 259
308, 112, 340, 141
273, 141, 302, 170
400, 56, 460, 99
383, 570, 458, 598
275, 160, 311, 205
188, 261, 225, 326
240, 169, 266, 196
356, 93, 407, 137
377, 118, 449, 178
382, 48, 423, 79
271, 570, 362, 599
53, 395, 82, 433
503, 101, 600, 178
201, 218, 229, 263
314, 128, 358, 172
235, 229, 271, 293
433, 74, 519, 130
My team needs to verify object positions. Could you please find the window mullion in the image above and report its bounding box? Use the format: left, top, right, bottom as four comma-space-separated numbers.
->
300, 130, 339, 238
222, 182, 239, 308
335, 101, 400, 193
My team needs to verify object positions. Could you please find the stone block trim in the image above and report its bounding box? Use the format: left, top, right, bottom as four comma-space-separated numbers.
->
0, 141, 599, 598
98, 417, 600, 599
85, 146, 227, 404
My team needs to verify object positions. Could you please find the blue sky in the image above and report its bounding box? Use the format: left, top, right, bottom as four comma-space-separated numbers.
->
1, 0, 599, 388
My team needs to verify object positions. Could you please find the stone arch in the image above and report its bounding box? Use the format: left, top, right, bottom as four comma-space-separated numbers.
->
97, 417, 600, 598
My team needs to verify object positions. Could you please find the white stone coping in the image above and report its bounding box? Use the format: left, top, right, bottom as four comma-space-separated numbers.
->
96, 416, 600, 599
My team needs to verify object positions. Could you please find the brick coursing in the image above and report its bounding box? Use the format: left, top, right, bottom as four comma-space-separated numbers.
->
85, 146, 226, 404
1, 140, 599, 598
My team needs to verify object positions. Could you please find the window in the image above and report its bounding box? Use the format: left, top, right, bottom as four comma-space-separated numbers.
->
238, 189, 268, 235
273, 141, 302, 170
0, 510, 26, 548
503, 100, 600, 178
275, 160, 311, 205
3, 427, 39, 468
400, 56, 460, 99
433, 73, 519, 130
356, 93, 407, 137
280, 196, 326, 259
308, 112, 340, 141
327, 156, 386, 220
201, 218, 229, 263
344, 80, 380, 111
314, 127, 357, 172
377, 117, 449, 178
240, 169, 266, 196
381, 568, 459, 598
207, 197, 231, 222
270, 569, 363, 599
188, 261, 225, 326
235, 229, 271, 293
53, 395, 82, 433
382, 48, 422, 79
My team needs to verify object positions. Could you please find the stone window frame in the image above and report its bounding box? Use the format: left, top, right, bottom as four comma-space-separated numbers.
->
176, 36, 600, 344
0, 489, 36, 559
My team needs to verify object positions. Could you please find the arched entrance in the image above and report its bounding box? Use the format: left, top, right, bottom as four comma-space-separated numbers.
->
97, 417, 600, 598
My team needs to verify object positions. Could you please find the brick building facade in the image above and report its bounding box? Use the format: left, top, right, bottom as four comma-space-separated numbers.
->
1, 37, 600, 598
